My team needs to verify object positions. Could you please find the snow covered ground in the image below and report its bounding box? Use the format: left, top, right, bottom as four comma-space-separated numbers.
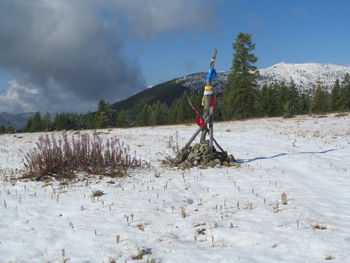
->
1, 113, 349, 263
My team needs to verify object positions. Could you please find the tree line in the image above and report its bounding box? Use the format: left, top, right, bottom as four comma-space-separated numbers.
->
9, 73, 347, 134
1, 32, 350, 134
0, 123, 15, 134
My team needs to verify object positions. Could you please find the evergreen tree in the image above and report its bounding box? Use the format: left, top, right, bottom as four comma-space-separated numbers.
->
53, 113, 62, 130
31, 112, 43, 132
0, 125, 5, 134
331, 79, 343, 111
148, 101, 169, 125
42, 112, 52, 131
25, 117, 33, 132
260, 83, 280, 116
96, 111, 107, 129
96, 99, 112, 128
98, 99, 107, 113
341, 73, 350, 110
171, 96, 186, 123
287, 80, 301, 116
85, 111, 96, 129
311, 82, 330, 113
136, 104, 151, 126
116, 110, 129, 127
222, 33, 259, 119
300, 92, 311, 114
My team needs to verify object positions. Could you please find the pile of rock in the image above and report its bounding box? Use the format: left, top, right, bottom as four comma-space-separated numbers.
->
167, 140, 237, 169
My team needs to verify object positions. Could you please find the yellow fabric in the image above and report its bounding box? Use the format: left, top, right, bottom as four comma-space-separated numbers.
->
202, 86, 213, 105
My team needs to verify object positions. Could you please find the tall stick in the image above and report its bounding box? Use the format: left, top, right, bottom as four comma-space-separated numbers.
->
200, 48, 217, 154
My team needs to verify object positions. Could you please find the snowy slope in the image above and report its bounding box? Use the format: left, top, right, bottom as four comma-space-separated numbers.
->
259, 62, 350, 91
1, 113, 350, 262
175, 62, 350, 92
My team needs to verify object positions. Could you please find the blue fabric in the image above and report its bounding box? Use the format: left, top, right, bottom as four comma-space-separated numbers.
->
206, 67, 217, 81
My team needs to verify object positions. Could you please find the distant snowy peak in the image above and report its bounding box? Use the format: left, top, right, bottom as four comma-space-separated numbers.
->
175, 62, 350, 92
259, 62, 350, 91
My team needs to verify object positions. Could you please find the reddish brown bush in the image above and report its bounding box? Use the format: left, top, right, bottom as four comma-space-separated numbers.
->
23, 131, 140, 180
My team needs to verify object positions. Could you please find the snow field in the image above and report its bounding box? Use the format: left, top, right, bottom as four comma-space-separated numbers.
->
0, 113, 349, 262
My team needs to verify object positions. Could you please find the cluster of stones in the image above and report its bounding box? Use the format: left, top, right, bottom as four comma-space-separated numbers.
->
170, 140, 237, 169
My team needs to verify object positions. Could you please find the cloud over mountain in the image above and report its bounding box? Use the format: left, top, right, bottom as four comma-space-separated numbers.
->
0, 0, 216, 113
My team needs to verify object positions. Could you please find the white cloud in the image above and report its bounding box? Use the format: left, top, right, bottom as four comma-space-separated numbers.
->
0, 0, 217, 113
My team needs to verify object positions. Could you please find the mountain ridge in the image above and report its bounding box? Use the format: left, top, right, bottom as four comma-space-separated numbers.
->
0, 112, 34, 130
175, 62, 350, 93
2, 62, 350, 130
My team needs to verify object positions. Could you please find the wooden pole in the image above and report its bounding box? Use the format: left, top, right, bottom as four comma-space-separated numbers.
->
200, 48, 217, 154
181, 48, 218, 153
185, 94, 225, 152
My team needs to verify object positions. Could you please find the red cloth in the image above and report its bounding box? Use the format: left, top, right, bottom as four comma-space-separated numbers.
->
193, 94, 215, 128
195, 114, 204, 128
210, 94, 216, 108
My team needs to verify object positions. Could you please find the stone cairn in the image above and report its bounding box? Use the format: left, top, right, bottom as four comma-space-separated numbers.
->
164, 48, 237, 169
172, 140, 236, 169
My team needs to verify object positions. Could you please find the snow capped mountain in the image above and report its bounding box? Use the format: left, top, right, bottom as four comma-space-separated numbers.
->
175, 62, 350, 92
259, 62, 350, 91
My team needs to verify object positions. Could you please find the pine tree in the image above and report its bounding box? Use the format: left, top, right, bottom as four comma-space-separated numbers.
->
96, 111, 107, 129
287, 80, 301, 115
98, 99, 107, 113
311, 81, 330, 113
25, 117, 33, 132
53, 113, 61, 130
85, 111, 96, 129
341, 73, 350, 110
116, 110, 129, 127
31, 112, 43, 131
136, 104, 151, 126
300, 92, 311, 114
149, 101, 170, 125
96, 99, 112, 128
260, 83, 280, 116
279, 80, 301, 118
222, 33, 259, 120
170, 94, 194, 124
331, 79, 343, 111
42, 112, 52, 131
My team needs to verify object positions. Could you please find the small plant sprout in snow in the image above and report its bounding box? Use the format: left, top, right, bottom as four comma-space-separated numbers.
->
22, 131, 141, 181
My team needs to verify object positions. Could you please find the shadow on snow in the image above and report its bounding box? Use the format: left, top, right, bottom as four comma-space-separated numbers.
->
237, 148, 342, 163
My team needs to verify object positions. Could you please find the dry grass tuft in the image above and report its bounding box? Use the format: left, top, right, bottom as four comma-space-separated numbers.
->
132, 248, 152, 260
313, 224, 327, 230
92, 190, 105, 197
21, 131, 140, 181
281, 192, 287, 205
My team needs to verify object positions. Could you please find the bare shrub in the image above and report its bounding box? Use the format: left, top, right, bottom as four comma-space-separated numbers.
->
22, 131, 140, 180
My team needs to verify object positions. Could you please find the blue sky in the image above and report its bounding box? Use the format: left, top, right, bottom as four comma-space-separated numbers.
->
0, 0, 349, 113
128, 0, 350, 86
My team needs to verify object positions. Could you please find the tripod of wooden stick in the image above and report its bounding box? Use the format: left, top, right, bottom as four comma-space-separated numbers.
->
182, 48, 226, 156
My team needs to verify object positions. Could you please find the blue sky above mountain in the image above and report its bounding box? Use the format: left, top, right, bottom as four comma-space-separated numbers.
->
0, 0, 349, 113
